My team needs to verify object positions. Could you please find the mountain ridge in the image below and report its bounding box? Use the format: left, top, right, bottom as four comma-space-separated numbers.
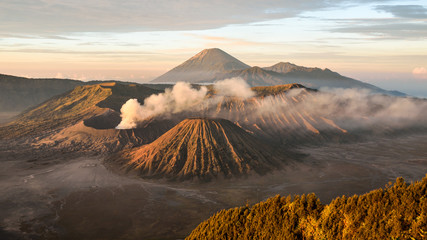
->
150, 48, 405, 96
0, 74, 83, 112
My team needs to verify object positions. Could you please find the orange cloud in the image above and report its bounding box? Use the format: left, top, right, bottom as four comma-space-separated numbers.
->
184, 33, 261, 46
412, 67, 427, 79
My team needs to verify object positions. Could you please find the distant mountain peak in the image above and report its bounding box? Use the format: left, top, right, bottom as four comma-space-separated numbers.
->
151, 48, 250, 83
274, 62, 298, 67
189, 48, 226, 60
265, 62, 315, 74
266, 62, 338, 75
185, 48, 247, 67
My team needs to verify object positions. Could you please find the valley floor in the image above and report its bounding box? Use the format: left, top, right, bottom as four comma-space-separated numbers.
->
0, 133, 426, 239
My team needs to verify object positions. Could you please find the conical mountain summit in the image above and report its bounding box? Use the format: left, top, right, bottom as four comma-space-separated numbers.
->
151, 48, 250, 83
106, 118, 286, 181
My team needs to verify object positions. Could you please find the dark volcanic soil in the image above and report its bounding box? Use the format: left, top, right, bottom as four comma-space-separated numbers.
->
0, 134, 426, 240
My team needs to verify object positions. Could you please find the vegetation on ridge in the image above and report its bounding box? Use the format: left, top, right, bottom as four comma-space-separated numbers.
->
187, 175, 427, 240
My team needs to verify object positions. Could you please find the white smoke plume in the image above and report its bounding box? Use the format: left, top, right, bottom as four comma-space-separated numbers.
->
301, 88, 425, 126
116, 82, 208, 129
116, 78, 255, 129
213, 78, 254, 98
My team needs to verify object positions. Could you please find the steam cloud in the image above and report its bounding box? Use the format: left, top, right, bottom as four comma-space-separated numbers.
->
213, 78, 254, 98
116, 78, 254, 129
116, 78, 427, 131
262, 88, 427, 130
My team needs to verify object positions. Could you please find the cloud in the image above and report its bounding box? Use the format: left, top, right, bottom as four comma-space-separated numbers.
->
0, 0, 394, 35
376, 5, 427, 19
53, 72, 87, 80
412, 67, 427, 79
331, 20, 427, 40
326, 4, 427, 40
197, 35, 262, 46
214, 78, 255, 98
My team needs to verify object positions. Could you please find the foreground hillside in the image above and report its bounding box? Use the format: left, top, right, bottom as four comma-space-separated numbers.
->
187, 175, 427, 240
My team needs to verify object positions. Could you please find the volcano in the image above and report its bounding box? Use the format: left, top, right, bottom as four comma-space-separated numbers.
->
107, 118, 286, 181
151, 48, 250, 83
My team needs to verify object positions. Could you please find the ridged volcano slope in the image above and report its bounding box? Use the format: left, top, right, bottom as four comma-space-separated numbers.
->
107, 118, 285, 181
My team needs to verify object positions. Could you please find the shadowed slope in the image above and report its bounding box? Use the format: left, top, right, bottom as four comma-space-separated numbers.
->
208, 66, 291, 87
207, 64, 389, 94
0, 74, 83, 112
107, 118, 286, 181
264, 62, 388, 92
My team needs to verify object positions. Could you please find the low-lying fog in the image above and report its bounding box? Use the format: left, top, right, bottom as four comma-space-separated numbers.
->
1, 133, 426, 240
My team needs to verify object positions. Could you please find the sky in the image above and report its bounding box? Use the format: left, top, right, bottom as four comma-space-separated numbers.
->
1, 0, 426, 96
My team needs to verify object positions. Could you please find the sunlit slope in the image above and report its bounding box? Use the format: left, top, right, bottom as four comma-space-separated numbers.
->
107, 118, 287, 181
